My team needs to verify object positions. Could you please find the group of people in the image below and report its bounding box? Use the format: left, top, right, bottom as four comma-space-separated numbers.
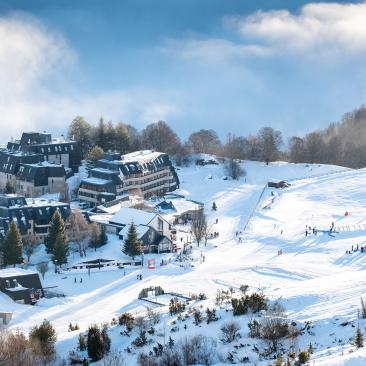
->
346, 244, 366, 254
74, 277, 83, 283
305, 225, 318, 237
210, 232, 220, 238
136, 274, 143, 280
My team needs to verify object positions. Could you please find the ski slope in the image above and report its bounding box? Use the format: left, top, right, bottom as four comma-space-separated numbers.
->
5, 160, 366, 364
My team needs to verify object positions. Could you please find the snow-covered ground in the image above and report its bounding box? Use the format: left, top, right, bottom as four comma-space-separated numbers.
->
5, 160, 366, 364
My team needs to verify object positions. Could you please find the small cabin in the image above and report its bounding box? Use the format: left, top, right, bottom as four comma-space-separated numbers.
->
0, 269, 44, 305
268, 180, 291, 189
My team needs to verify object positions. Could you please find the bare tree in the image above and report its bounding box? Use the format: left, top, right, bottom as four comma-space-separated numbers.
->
67, 210, 92, 257
141, 120, 181, 155
89, 223, 101, 251
289, 136, 307, 163
225, 159, 246, 180
187, 129, 222, 155
0, 330, 51, 366
304, 131, 325, 164
36, 262, 49, 280
223, 134, 248, 160
258, 127, 283, 165
23, 233, 37, 263
260, 316, 289, 354
101, 350, 125, 366
191, 212, 207, 247
221, 321, 240, 343
147, 307, 161, 325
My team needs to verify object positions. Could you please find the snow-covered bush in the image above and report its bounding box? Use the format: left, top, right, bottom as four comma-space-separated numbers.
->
118, 313, 135, 331
232, 292, 267, 316
221, 321, 240, 343
137, 335, 219, 366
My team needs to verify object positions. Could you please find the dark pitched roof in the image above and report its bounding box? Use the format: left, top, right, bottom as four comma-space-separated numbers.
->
89, 168, 123, 185
16, 163, 66, 186
7, 131, 78, 156
0, 149, 42, 174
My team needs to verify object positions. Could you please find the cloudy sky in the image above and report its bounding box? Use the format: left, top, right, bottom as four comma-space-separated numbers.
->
0, 0, 365, 143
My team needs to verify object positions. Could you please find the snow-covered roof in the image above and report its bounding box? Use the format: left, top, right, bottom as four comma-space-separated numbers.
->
118, 224, 150, 239
89, 214, 113, 225
110, 207, 156, 226
81, 177, 112, 185
0, 268, 38, 278
121, 150, 162, 164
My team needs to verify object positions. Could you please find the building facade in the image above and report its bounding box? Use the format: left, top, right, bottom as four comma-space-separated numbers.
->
0, 269, 44, 305
78, 150, 180, 206
0, 194, 71, 243
7, 131, 81, 172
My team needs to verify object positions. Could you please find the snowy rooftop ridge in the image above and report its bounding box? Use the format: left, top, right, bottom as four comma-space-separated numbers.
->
0, 268, 38, 277
110, 207, 157, 226
120, 150, 163, 165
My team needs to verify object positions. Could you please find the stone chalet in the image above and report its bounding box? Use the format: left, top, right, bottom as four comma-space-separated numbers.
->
90, 207, 174, 253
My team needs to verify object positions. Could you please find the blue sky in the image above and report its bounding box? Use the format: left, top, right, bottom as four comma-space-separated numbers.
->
0, 0, 365, 142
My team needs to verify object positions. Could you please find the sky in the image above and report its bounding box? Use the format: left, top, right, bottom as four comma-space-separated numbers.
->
0, 0, 365, 143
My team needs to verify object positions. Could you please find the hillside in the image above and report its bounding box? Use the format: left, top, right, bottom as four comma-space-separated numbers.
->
7, 160, 366, 365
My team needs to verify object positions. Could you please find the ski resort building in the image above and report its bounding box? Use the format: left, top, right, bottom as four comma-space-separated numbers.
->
78, 150, 180, 206
154, 193, 204, 224
0, 149, 68, 200
0, 269, 44, 305
90, 207, 174, 253
15, 162, 68, 201
0, 194, 71, 242
7, 131, 81, 172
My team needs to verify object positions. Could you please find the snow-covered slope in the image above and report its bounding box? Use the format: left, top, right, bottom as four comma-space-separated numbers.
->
6, 160, 366, 364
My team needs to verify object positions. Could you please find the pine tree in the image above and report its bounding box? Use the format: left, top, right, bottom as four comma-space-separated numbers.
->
123, 223, 142, 260
212, 201, 217, 211
5, 180, 15, 194
2, 221, 23, 266
45, 210, 67, 254
355, 325, 364, 348
29, 319, 57, 356
52, 233, 68, 265
193, 308, 202, 325
99, 225, 108, 246
168, 336, 174, 349
87, 325, 104, 362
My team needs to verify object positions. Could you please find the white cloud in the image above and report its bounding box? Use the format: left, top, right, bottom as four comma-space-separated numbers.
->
0, 14, 179, 142
162, 38, 271, 62
227, 2, 366, 55
0, 14, 74, 96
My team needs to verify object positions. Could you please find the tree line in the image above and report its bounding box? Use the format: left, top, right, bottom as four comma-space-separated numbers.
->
68, 117, 284, 166
69, 104, 366, 169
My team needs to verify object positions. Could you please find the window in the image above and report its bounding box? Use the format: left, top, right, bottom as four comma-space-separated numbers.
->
157, 218, 164, 233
